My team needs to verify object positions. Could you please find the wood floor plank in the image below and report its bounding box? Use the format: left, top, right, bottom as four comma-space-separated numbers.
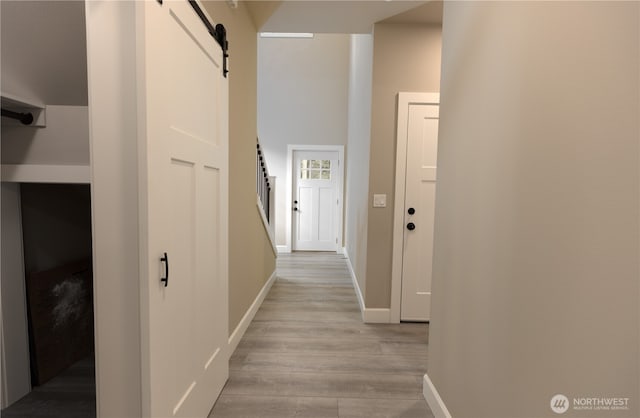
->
243, 320, 428, 341
265, 288, 356, 301
231, 352, 428, 375
210, 395, 338, 418
234, 335, 386, 355
257, 300, 361, 313
338, 398, 434, 418
222, 371, 425, 400
252, 309, 363, 323
380, 340, 431, 355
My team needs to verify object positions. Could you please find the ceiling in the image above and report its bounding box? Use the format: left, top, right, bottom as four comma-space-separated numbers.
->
246, 0, 442, 34
379, 1, 443, 25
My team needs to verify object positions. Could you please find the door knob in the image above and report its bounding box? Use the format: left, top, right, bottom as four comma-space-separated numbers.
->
294, 207, 298, 211
408, 208, 415, 215
294, 200, 298, 204
407, 222, 416, 231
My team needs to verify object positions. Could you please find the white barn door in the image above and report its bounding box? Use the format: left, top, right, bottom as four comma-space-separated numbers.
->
138, 1, 228, 416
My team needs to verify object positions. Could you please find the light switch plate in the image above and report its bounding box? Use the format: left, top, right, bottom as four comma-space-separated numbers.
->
373, 194, 387, 208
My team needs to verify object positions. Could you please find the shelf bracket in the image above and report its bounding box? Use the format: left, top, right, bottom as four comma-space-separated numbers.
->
1, 93, 46, 127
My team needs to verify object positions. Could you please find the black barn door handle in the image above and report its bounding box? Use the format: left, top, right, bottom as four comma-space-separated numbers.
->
160, 252, 169, 287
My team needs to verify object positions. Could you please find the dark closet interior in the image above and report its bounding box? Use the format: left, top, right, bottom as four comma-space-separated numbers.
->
1, 184, 96, 418
21, 184, 94, 386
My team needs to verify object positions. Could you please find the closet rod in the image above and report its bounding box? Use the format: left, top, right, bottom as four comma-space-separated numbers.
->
1, 108, 34, 125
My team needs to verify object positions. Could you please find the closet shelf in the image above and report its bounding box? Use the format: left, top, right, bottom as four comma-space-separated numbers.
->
1, 93, 46, 127
1, 164, 90, 184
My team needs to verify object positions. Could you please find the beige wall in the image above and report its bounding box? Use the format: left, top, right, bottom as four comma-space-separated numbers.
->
429, 2, 639, 417
366, 23, 441, 308
345, 34, 373, 295
203, 1, 277, 335
257, 34, 350, 246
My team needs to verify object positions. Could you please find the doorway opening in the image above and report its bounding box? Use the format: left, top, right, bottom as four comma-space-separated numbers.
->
1, 183, 96, 417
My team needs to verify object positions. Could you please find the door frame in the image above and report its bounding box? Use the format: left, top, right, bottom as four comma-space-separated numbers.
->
284, 145, 344, 253
390, 92, 439, 323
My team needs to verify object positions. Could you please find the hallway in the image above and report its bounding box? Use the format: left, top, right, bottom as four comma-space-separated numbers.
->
210, 252, 432, 418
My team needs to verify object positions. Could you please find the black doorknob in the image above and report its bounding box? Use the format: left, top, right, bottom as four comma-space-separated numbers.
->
408, 208, 415, 215
407, 222, 416, 231
294, 200, 298, 204
294, 207, 298, 211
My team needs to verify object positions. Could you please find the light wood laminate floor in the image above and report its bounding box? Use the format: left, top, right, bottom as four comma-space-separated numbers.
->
210, 252, 433, 418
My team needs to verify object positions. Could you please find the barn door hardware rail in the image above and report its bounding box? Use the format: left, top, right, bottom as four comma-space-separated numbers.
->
1, 108, 34, 125
188, 0, 229, 78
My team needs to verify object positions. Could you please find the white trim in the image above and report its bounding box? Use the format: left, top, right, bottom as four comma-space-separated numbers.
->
344, 249, 391, 324
260, 32, 314, 39
423, 373, 452, 418
286, 145, 344, 253
344, 249, 365, 318
1, 164, 91, 184
276, 245, 290, 254
228, 270, 277, 355
285, 147, 293, 253
390, 92, 440, 323
86, 2, 141, 415
0, 183, 31, 408
364, 308, 391, 323
256, 196, 277, 255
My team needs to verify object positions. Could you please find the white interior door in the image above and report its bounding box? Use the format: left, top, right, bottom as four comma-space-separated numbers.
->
400, 103, 439, 321
139, 1, 228, 417
292, 150, 339, 251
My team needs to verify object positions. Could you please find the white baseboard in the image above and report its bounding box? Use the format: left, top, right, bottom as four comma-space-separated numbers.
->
423, 373, 452, 418
344, 249, 365, 320
228, 270, 277, 354
363, 308, 391, 323
276, 245, 290, 254
343, 249, 391, 324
